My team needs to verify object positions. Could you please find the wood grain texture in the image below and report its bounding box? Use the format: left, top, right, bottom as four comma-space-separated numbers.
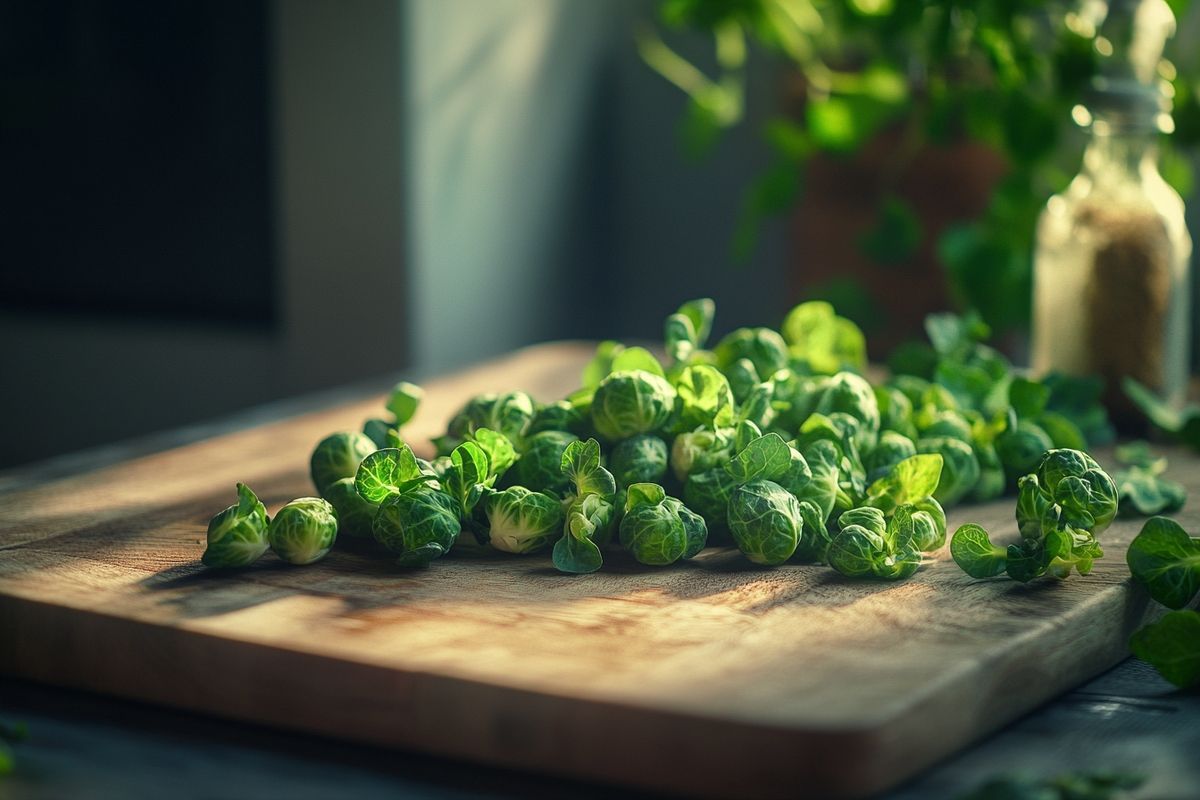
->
0, 342, 1184, 798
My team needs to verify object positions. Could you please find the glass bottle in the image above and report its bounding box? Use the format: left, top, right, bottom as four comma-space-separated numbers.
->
1031, 0, 1191, 426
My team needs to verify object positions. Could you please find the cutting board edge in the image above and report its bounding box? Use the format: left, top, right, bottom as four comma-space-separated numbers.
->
0, 589, 968, 800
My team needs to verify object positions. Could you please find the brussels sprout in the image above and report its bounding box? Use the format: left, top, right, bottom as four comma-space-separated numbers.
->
917, 437, 979, 506
619, 484, 687, 566
442, 441, 492, 517
309, 432, 377, 496
667, 497, 709, 558
726, 479, 804, 566
561, 438, 618, 501
683, 466, 739, 527
528, 400, 588, 436
609, 435, 669, 488
713, 327, 789, 379
672, 365, 735, 432
554, 492, 613, 574
1034, 448, 1119, 534
268, 497, 338, 565
515, 430, 579, 495
813, 372, 881, 451
874, 385, 916, 440
591, 370, 676, 441
970, 441, 1006, 502
433, 391, 535, 454
919, 410, 973, 442
485, 486, 564, 554
780, 300, 867, 375
995, 420, 1054, 482
827, 504, 921, 580
202, 483, 270, 568
664, 297, 715, 365
864, 430, 917, 484
670, 428, 733, 482
355, 445, 434, 504
793, 439, 841, 522
323, 477, 377, 539
725, 358, 762, 404
372, 487, 461, 567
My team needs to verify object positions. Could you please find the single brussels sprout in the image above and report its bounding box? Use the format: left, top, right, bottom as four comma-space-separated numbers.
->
485, 486, 564, 554
1034, 448, 1119, 535
793, 439, 841, 522
864, 430, 917, 484
827, 504, 921, 580
918, 410, 973, 442
713, 327, 789, 379
591, 370, 676, 440
683, 466, 739, 527
917, 437, 980, 507
619, 484, 688, 566
995, 420, 1054, 482
666, 497, 709, 558
726, 479, 804, 566
874, 385, 917, 439
670, 428, 734, 482
372, 487, 461, 567
725, 358, 762, 404
814, 372, 881, 451
780, 300, 867, 375
609, 435, 669, 488
970, 441, 1006, 502
838, 506, 886, 532
268, 497, 338, 565
355, 445, 434, 504
528, 400, 588, 436
515, 430, 579, 495
309, 432, 377, 496
554, 492, 614, 574
202, 483, 270, 568
672, 365, 735, 432
323, 477, 377, 539
488, 391, 537, 443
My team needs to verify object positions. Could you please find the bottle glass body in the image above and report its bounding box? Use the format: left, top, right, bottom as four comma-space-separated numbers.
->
1032, 128, 1191, 421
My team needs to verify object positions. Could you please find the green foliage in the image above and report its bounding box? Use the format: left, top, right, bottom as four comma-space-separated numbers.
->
1129, 610, 1200, 689
957, 770, 1145, 800
485, 486, 564, 554
864, 453, 943, 513
671, 428, 734, 482
673, 365, 735, 431
202, 483, 271, 568
638, 0, 1200, 330
309, 432, 377, 496
0, 718, 28, 777
267, 497, 338, 565
950, 523, 1008, 579
1113, 442, 1186, 518
1126, 516, 1200, 610
665, 297, 716, 364
554, 493, 611, 574
713, 327, 789, 379
727, 479, 804, 565
1125, 377, 1200, 451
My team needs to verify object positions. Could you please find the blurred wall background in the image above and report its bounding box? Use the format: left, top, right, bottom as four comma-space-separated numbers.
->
0, 0, 786, 469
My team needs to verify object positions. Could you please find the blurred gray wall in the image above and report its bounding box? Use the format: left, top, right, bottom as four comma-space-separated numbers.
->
1, 0, 788, 470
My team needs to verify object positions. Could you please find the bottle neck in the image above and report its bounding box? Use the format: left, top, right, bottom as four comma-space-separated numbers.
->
1082, 127, 1159, 182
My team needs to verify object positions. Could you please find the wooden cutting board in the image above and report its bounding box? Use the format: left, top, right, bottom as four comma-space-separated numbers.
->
0, 343, 1178, 799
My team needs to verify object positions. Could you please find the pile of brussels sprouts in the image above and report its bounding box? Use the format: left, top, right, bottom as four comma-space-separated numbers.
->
202, 298, 1127, 580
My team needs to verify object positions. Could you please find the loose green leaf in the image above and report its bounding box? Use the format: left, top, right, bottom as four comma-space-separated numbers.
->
951, 523, 1008, 578
1126, 516, 1200, 609
865, 453, 944, 512
724, 432, 793, 484
674, 365, 735, 431
354, 446, 429, 504
1130, 610, 1200, 689
561, 438, 617, 499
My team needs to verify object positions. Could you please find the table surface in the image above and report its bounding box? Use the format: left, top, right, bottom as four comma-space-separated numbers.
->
1, 357, 1198, 800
